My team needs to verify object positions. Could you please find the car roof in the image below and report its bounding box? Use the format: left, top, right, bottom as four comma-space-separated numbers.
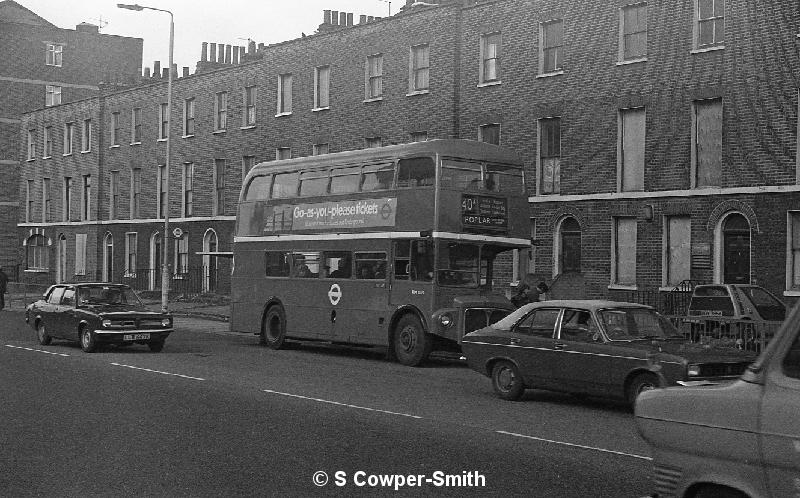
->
51, 282, 131, 288
525, 299, 653, 311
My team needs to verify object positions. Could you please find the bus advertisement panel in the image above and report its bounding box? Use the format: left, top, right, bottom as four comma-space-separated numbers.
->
231, 139, 529, 365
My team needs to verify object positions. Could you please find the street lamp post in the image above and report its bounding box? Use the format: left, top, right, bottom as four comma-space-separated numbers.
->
118, 3, 173, 313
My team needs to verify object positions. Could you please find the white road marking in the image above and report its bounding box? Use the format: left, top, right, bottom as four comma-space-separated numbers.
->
5, 344, 69, 357
497, 430, 652, 461
110, 363, 205, 381
262, 389, 422, 419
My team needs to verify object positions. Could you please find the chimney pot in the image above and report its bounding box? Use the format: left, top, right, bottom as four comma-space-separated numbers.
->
153, 60, 161, 77
248, 40, 256, 54
209, 43, 217, 62
359, 15, 366, 23
368, 16, 374, 22
182, 67, 189, 77
201, 42, 208, 62
218, 44, 225, 63
331, 11, 339, 25
144, 67, 151, 78
347, 13, 353, 26
162, 68, 169, 79
225, 44, 232, 64
233, 46, 240, 64
339, 12, 347, 26
324, 9, 331, 24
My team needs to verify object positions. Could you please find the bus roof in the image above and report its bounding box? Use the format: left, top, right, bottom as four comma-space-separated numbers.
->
246, 139, 523, 179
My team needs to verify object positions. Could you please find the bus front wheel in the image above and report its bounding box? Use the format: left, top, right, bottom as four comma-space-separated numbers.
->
261, 306, 287, 349
393, 314, 432, 366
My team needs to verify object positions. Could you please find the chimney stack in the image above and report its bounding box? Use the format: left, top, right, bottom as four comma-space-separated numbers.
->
209, 43, 217, 62
143, 67, 151, 78
218, 44, 225, 64
182, 67, 189, 77
153, 60, 161, 78
201, 42, 208, 62
331, 11, 339, 25
339, 12, 347, 26
162, 67, 169, 79
324, 10, 331, 24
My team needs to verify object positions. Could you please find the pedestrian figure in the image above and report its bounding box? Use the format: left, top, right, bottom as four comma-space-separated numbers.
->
511, 275, 551, 308
0, 266, 8, 310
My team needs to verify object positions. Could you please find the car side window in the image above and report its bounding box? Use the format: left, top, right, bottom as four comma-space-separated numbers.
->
47, 287, 65, 305
559, 309, 598, 343
514, 309, 560, 338
61, 288, 75, 306
782, 331, 800, 379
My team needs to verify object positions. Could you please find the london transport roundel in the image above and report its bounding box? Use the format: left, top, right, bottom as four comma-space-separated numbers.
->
328, 283, 342, 306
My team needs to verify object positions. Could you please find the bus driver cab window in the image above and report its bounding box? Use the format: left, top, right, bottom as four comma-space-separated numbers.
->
397, 157, 435, 188
394, 240, 433, 281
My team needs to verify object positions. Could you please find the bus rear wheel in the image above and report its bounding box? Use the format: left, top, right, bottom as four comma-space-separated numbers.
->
393, 314, 431, 366
261, 306, 287, 350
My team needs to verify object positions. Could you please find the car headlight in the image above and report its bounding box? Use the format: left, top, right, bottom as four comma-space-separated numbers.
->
161, 318, 171, 327
688, 364, 701, 377
439, 313, 453, 327
102, 319, 112, 327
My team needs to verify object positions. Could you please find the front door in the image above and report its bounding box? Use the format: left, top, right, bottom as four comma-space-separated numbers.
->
723, 214, 750, 284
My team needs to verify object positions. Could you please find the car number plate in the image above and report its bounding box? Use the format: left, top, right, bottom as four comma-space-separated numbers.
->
123, 333, 150, 341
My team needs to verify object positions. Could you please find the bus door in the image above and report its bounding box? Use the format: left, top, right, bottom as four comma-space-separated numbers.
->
329, 250, 390, 345
389, 239, 435, 318
284, 251, 330, 341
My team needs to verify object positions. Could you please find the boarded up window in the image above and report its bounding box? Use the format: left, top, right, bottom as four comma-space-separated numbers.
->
615, 218, 637, 285
621, 107, 645, 191
540, 118, 561, 194
695, 99, 722, 187
792, 213, 800, 288
666, 216, 691, 286
75, 233, 87, 276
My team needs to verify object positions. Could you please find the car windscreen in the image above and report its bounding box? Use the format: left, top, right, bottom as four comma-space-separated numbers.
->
491, 303, 538, 330
599, 308, 680, 340
77, 286, 143, 307
741, 287, 786, 321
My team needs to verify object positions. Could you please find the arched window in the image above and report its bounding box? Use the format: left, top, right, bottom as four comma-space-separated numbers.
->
560, 217, 581, 274
202, 229, 218, 293
26, 234, 48, 270
722, 213, 750, 284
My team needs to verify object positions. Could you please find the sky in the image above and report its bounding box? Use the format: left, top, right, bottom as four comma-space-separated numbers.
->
16, 0, 393, 73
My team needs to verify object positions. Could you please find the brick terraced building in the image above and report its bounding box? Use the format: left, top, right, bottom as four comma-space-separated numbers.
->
17, 0, 800, 304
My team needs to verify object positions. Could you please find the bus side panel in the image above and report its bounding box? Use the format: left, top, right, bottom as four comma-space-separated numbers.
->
230, 246, 266, 334
332, 280, 391, 345
282, 280, 332, 341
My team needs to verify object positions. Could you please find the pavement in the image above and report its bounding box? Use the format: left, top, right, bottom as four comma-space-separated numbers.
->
4, 291, 231, 323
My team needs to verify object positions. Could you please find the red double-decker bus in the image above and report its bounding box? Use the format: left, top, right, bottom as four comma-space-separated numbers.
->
231, 139, 529, 365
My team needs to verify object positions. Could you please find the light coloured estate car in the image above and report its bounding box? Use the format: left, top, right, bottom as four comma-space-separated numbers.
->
635, 300, 800, 498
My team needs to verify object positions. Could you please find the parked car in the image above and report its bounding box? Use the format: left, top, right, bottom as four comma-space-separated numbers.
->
685, 284, 787, 349
25, 283, 173, 352
635, 300, 800, 498
461, 300, 756, 406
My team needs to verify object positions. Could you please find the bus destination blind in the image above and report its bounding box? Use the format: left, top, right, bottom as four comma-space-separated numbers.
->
461, 194, 507, 231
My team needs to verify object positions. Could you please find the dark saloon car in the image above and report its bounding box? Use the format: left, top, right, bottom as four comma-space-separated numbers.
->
26, 283, 173, 352
461, 300, 756, 405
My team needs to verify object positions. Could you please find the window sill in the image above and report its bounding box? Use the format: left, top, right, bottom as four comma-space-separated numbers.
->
130, 142, 141, 146
24, 269, 50, 274
363, 96, 383, 103
212, 129, 226, 135
275, 112, 292, 118
691, 45, 724, 54
62, 153, 72, 157
26, 158, 36, 162
109, 144, 120, 149
608, 283, 638, 291
42, 156, 51, 160
616, 57, 647, 66
406, 90, 430, 97
477, 80, 502, 88
783, 290, 800, 297
537, 70, 565, 79
312, 106, 330, 112
240, 125, 256, 130
182, 134, 195, 139
157, 138, 167, 142
81, 150, 91, 154
124, 273, 137, 278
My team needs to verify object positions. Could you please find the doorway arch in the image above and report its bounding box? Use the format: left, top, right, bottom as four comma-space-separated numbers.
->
202, 228, 218, 293
714, 212, 751, 284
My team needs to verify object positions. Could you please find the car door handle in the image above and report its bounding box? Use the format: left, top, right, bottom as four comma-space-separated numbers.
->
509, 338, 520, 345
553, 342, 566, 350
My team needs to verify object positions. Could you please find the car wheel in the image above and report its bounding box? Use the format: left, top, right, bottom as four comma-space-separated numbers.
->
393, 314, 432, 366
261, 306, 287, 350
627, 373, 659, 406
36, 321, 52, 346
148, 341, 165, 353
79, 326, 97, 353
491, 361, 525, 401
693, 485, 748, 498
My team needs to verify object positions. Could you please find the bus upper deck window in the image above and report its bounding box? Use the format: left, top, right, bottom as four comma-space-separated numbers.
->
485, 163, 524, 194
361, 162, 394, 191
330, 166, 361, 194
272, 172, 299, 199
299, 170, 330, 197
441, 159, 482, 190
244, 175, 272, 201
397, 157, 435, 188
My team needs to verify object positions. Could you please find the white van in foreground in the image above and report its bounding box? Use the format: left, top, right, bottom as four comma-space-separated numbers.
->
635, 300, 800, 498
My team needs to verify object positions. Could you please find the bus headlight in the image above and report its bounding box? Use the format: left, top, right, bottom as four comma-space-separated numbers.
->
102, 319, 112, 327
688, 364, 701, 377
439, 313, 453, 327
161, 318, 171, 327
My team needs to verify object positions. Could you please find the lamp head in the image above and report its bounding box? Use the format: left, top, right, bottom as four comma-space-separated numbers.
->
117, 4, 145, 11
